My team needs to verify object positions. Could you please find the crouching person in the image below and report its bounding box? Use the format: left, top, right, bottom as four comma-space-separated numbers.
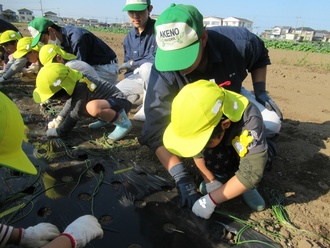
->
163, 80, 268, 219
33, 63, 132, 141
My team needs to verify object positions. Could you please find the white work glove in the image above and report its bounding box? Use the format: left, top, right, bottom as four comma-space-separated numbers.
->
46, 128, 59, 137
192, 194, 217, 219
62, 215, 103, 248
206, 179, 223, 193
20, 223, 60, 248
48, 116, 64, 129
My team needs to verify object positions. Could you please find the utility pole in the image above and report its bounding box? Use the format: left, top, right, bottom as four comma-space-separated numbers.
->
40, 0, 44, 17
295, 16, 301, 32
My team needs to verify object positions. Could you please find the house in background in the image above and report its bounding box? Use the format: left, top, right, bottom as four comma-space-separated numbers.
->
89, 18, 99, 27
2, 9, 18, 22
17, 8, 33, 23
150, 14, 159, 21
293, 27, 315, 42
271, 26, 292, 39
44, 11, 63, 24
62, 17, 75, 26
222, 17, 253, 32
76, 18, 89, 27
203, 16, 223, 27
314, 30, 330, 42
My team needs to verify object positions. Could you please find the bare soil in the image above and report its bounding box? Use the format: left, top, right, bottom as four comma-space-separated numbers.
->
4, 30, 330, 248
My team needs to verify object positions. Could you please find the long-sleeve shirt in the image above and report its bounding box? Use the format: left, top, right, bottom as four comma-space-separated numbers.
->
139, 26, 271, 151
60, 26, 117, 66
122, 17, 157, 77
1, 56, 27, 80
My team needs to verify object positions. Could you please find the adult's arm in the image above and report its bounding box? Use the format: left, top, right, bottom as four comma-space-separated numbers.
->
139, 67, 186, 150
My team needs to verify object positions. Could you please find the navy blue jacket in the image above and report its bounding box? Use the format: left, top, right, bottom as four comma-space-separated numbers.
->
139, 26, 271, 151
60, 26, 117, 66
122, 17, 157, 77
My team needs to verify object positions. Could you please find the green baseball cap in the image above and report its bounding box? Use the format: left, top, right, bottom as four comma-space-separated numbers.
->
28, 17, 55, 47
155, 4, 204, 71
163, 80, 249, 157
122, 0, 150, 11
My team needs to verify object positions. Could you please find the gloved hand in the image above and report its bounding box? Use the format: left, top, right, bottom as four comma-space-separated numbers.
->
177, 177, 200, 208
206, 179, 223, 193
118, 61, 132, 73
169, 163, 200, 208
0, 76, 5, 84
48, 116, 64, 129
62, 215, 103, 248
192, 194, 217, 219
46, 128, 59, 137
20, 223, 60, 248
254, 82, 283, 120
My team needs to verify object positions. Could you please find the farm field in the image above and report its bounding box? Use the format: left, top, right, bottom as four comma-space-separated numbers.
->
2, 28, 330, 247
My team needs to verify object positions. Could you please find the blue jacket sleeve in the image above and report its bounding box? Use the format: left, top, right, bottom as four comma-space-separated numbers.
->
138, 66, 186, 151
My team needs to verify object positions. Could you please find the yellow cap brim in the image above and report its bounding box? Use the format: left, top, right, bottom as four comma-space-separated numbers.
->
163, 122, 213, 157
0, 147, 38, 175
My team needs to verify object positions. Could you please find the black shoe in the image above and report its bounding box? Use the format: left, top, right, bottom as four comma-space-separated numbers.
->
266, 138, 278, 171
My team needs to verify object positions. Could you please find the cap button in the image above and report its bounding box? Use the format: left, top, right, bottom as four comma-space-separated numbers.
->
170, 3, 176, 7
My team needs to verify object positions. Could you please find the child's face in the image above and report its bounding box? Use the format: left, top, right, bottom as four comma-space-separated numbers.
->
25, 51, 39, 63
2, 41, 17, 54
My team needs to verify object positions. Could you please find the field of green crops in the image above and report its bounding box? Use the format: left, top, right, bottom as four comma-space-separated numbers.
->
13, 22, 330, 55
89, 26, 330, 55
263, 39, 330, 54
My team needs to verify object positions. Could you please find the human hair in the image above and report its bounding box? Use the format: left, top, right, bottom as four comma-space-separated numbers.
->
210, 115, 228, 139
50, 88, 68, 99
41, 24, 61, 35
50, 24, 61, 32
1, 40, 17, 47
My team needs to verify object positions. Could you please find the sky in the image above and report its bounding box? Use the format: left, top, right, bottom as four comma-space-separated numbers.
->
1, 0, 330, 33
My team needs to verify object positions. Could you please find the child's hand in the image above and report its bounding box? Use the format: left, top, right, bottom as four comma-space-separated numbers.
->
192, 194, 217, 219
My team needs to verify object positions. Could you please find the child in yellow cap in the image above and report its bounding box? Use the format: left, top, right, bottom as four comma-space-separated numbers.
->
0, 92, 103, 247
13, 37, 42, 75
39, 43, 100, 79
38, 44, 116, 130
33, 63, 132, 141
163, 80, 268, 219
0, 30, 27, 84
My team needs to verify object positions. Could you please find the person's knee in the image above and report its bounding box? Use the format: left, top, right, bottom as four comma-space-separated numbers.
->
139, 62, 153, 88
86, 100, 108, 117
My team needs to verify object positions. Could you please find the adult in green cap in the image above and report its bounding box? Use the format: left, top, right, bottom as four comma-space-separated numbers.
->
28, 17, 118, 84
90, 0, 156, 131
122, 0, 151, 11
138, 4, 281, 210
